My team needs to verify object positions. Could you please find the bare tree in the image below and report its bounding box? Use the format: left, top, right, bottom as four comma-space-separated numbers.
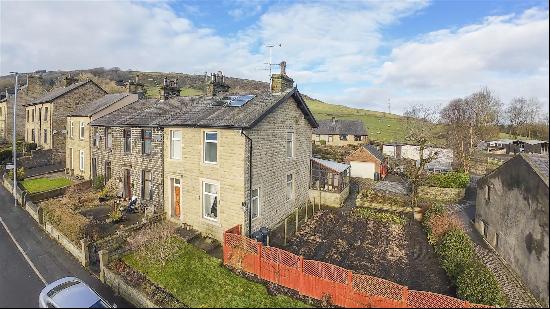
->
440, 87, 501, 172
403, 105, 439, 208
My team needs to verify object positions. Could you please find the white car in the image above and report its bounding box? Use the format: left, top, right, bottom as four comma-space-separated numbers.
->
39, 277, 113, 308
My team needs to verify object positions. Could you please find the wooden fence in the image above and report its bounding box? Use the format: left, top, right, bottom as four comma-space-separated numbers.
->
224, 225, 492, 308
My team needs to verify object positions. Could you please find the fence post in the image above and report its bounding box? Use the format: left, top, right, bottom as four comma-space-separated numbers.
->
80, 239, 90, 267
295, 208, 299, 234
299, 255, 304, 295
464, 301, 470, 308
256, 241, 262, 277
402, 287, 409, 308
346, 271, 354, 308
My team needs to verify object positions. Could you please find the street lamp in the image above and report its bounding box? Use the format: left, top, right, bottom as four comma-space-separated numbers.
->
10, 72, 18, 207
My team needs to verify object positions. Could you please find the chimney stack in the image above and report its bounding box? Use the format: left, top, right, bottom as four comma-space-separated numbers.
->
26, 74, 47, 97
63, 75, 79, 87
159, 76, 181, 101
331, 116, 336, 125
271, 61, 294, 93
206, 71, 230, 96
127, 74, 145, 99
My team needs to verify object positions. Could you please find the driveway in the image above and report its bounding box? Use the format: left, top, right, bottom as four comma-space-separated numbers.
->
0, 185, 132, 308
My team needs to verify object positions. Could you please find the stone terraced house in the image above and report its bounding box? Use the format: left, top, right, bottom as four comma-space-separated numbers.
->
66, 93, 139, 180
24, 77, 106, 163
90, 67, 318, 241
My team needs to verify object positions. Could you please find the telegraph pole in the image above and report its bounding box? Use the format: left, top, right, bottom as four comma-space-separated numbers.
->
10, 72, 18, 206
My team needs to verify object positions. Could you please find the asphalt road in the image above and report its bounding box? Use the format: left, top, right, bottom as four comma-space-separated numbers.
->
0, 185, 132, 308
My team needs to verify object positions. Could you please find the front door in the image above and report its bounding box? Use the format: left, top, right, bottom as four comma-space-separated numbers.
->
173, 178, 181, 218
124, 169, 131, 199
91, 158, 97, 181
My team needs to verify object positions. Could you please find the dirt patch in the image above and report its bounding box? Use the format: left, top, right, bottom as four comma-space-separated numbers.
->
282, 209, 455, 296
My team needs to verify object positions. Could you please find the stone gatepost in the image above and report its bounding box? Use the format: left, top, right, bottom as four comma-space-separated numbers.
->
80, 239, 90, 267
99, 250, 109, 283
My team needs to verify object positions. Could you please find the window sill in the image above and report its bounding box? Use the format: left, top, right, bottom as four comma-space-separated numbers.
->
202, 216, 221, 226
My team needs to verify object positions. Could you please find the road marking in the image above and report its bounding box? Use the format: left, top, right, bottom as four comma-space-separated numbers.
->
0, 216, 47, 286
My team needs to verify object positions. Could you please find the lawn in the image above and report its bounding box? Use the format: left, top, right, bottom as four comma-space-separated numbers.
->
180, 87, 203, 96
21, 177, 72, 193
123, 238, 310, 308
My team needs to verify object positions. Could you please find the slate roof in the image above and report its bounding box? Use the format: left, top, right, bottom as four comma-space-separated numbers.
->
91, 88, 318, 129
313, 119, 367, 136
311, 157, 350, 173
26, 80, 104, 106
364, 144, 385, 161
69, 93, 130, 117
523, 153, 549, 186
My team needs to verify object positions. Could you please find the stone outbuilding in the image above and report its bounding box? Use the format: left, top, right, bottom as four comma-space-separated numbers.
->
345, 144, 387, 180
475, 153, 549, 306
312, 117, 368, 146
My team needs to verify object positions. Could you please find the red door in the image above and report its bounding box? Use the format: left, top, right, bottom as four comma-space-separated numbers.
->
174, 182, 181, 218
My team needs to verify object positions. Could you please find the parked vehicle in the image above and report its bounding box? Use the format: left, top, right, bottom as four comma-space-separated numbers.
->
38, 277, 112, 308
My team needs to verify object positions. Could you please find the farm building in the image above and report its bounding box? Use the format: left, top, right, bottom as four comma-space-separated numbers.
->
382, 143, 453, 172
345, 144, 387, 180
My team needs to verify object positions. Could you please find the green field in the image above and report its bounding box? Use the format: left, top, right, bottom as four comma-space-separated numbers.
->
305, 98, 410, 143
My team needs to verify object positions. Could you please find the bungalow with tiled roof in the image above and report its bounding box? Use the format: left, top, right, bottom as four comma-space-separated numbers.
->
312, 117, 368, 146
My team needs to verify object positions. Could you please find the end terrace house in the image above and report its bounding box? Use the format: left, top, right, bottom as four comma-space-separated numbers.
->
162, 71, 317, 241
66, 93, 139, 180
23, 77, 106, 163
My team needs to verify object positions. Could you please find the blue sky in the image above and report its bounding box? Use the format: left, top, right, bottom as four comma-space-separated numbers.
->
1, 0, 548, 115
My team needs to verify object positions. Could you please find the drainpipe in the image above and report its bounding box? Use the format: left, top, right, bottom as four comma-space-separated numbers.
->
240, 129, 253, 238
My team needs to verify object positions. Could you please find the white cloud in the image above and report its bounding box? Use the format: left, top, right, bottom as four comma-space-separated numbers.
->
364, 7, 549, 113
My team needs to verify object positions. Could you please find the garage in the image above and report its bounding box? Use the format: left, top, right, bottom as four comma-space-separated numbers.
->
350, 161, 376, 179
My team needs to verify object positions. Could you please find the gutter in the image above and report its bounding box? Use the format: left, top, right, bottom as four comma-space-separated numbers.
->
240, 129, 253, 238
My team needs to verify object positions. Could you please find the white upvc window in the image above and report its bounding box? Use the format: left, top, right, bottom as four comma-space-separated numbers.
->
70, 121, 74, 138
79, 121, 85, 139
142, 170, 152, 201
286, 132, 294, 158
251, 188, 260, 219
204, 131, 218, 164
286, 174, 294, 200
203, 181, 218, 221
170, 130, 182, 159
79, 150, 84, 171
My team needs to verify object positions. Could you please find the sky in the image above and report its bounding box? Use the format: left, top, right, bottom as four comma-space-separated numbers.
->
1, 0, 548, 115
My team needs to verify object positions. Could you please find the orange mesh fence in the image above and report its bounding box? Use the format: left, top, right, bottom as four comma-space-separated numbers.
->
223, 225, 492, 308
407, 290, 468, 308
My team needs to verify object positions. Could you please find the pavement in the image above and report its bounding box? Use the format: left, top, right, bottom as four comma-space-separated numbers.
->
0, 185, 133, 308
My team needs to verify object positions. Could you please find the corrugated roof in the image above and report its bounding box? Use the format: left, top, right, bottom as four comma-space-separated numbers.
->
311, 157, 350, 173
27, 80, 104, 105
91, 88, 318, 129
313, 119, 367, 136
69, 93, 130, 117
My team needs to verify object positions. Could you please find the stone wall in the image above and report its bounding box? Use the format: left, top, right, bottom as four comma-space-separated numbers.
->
244, 95, 313, 235
17, 149, 56, 169
92, 126, 164, 213
475, 156, 549, 306
309, 185, 349, 208
163, 127, 246, 241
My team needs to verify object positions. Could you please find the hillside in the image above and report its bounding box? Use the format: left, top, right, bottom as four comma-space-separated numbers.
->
2, 68, 433, 144
304, 96, 410, 144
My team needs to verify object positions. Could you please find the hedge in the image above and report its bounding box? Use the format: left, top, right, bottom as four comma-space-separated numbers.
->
457, 261, 507, 307
426, 172, 470, 188
435, 229, 476, 280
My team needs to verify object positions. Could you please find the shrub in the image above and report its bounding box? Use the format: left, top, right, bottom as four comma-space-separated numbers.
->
426, 172, 470, 188
7, 167, 25, 181
0, 149, 12, 163
126, 223, 178, 266
93, 175, 105, 191
26, 142, 38, 152
42, 200, 100, 243
435, 228, 475, 280
426, 213, 464, 245
422, 203, 446, 229
457, 261, 507, 307
109, 207, 123, 223
100, 178, 118, 198
360, 188, 407, 208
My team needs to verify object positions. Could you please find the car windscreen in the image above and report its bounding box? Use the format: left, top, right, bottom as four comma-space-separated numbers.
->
89, 300, 109, 308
